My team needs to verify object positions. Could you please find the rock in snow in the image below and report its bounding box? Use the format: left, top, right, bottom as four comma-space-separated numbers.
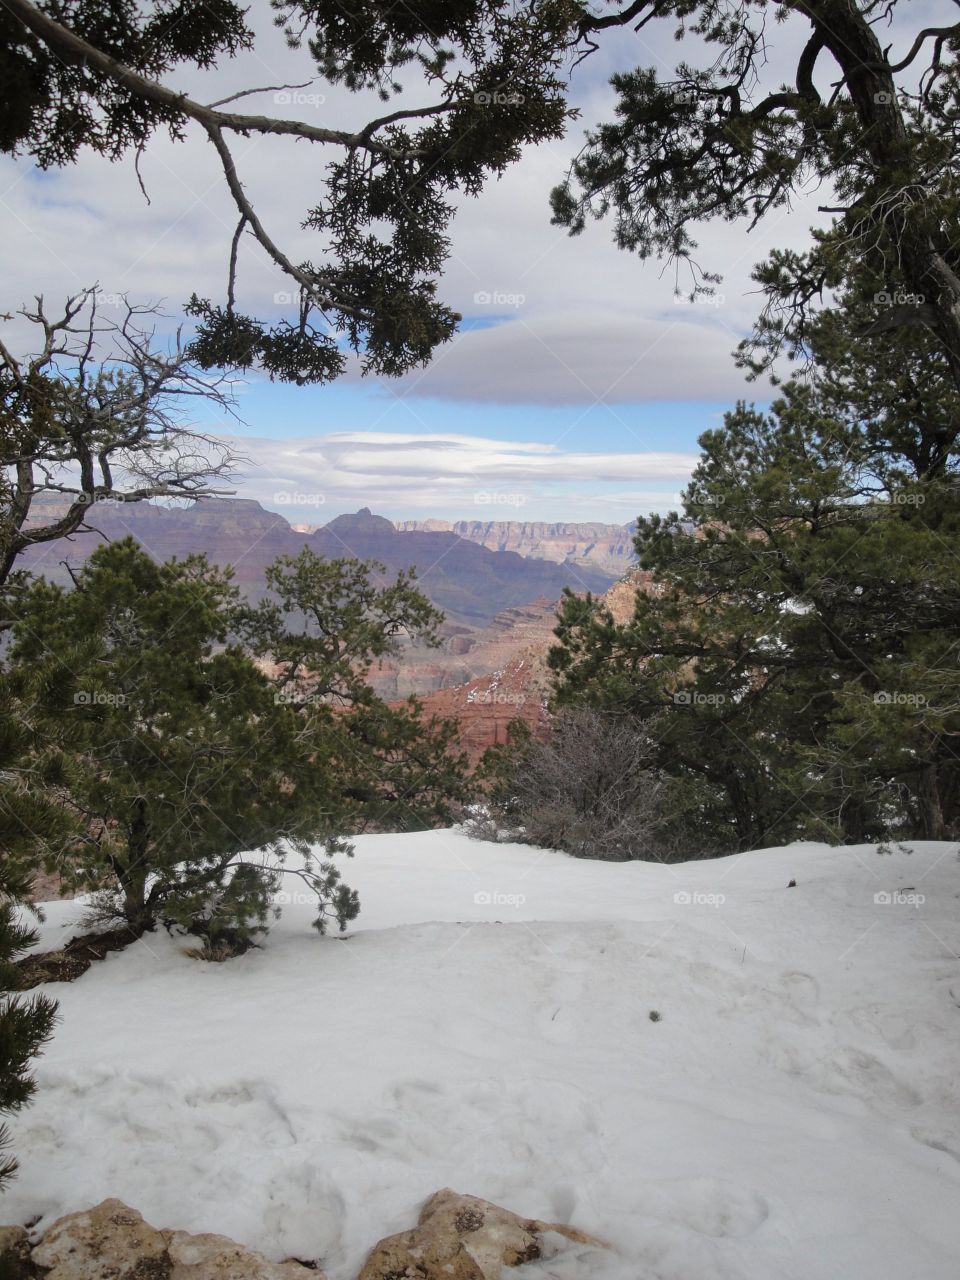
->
26, 1198, 322, 1279
9, 829, 960, 1279
4, 1191, 605, 1279
357, 1188, 604, 1279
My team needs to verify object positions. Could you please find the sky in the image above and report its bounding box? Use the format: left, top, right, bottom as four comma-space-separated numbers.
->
1, 2, 950, 527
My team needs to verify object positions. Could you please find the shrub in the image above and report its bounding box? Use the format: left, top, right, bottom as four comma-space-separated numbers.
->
472, 706, 672, 861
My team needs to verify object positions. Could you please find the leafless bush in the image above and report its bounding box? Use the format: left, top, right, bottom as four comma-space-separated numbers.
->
471, 706, 667, 861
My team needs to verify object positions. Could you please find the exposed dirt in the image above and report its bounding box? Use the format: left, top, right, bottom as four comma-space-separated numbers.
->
15, 927, 141, 989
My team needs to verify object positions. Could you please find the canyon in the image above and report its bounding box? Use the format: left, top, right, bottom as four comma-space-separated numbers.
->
21, 497, 644, 761
409, 571, 649, 763
21, 500, 618, 628
395, 518, 636, 575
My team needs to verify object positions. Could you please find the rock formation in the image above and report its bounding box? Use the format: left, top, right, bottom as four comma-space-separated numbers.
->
20, 499, 617, 628
396, 518, 636, 576
4, 1199, 323, 1279
357, 1188, 605, 1280
406, 569, 653, 763
0, 1193, 608, 1280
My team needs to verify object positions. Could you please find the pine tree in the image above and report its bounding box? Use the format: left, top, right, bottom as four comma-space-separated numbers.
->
550, 278, 960, 851
554, 2, 960, 397
0, 861, 57, 1190
0, 656, 77, 1190
9, 539, 469, 947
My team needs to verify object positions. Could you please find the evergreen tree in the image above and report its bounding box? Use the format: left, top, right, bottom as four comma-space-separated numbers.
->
9, 539, 469, 947
550, 280, 960, 851
0, 655, 80, 1190
0, 861, 57, 1190
554, 2, 960, 395
246, 549, 471, 833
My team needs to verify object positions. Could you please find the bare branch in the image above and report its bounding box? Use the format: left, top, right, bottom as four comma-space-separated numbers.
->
0, 289, 245, 594
206, 80, 315, 109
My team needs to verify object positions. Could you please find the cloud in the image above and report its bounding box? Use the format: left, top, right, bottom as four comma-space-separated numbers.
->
0, 11, 817, 406
376, 307, 759, 405
227, 430, 700, 523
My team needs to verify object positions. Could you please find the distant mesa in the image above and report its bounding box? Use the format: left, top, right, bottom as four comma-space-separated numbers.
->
325, 507, 396, 537
21, 495, 645, 760
20, 497, 622, 629
395, 516, 636, 576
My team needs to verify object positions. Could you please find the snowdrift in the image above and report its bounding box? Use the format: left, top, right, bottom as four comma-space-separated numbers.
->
11, 830, 960, 1279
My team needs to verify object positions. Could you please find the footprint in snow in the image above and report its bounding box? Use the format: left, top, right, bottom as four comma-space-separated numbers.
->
911, 1127, 960, 1164
634, 1176, 770, 1239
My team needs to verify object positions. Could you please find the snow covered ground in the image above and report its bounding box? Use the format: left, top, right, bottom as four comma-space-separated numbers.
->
10, 829, 960, 1279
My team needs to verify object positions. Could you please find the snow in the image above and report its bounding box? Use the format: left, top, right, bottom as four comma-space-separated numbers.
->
10, 830, 960, 1279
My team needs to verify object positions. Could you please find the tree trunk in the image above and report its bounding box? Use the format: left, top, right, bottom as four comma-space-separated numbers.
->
917, 760, 946, 841
794, 0, 960, 395
117, 797, 152, 932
